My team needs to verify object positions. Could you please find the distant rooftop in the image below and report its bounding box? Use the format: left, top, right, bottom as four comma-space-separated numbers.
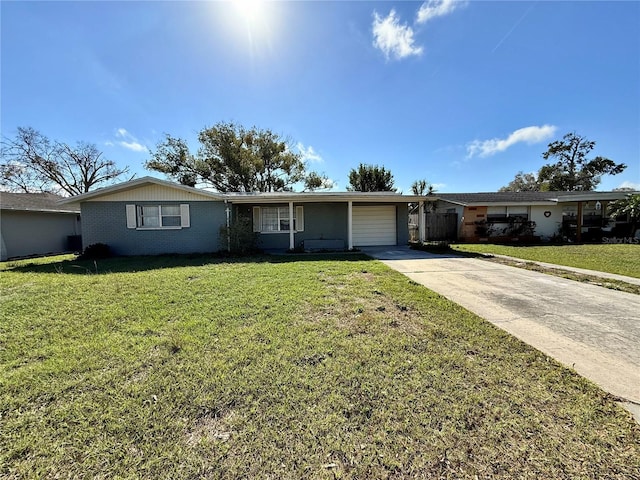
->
436, 191, 636, 205
0, 191, 80, 213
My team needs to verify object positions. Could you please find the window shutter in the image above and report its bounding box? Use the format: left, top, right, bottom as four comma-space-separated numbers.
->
253, 207, 261, 232
126, 204, 137, 229
180, 204, 190, 228
296, 206, 304, 232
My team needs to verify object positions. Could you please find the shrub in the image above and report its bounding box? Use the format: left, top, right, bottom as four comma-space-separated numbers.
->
79, 243, 111, 260
219, 217, 259, 254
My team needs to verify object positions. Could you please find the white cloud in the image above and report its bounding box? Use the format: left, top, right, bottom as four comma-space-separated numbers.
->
617, 181, 640, 191
416, 0, 466, 24
297, 143, 323, 163
372, 10, 423, 60
120, 141, 148, 152
112, 128, 148, 153
466, 125, 557, 158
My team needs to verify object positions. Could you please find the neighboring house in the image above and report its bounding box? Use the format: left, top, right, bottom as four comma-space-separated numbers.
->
0, 192, 81, 261
60, 177, 428, 256
432, 191, 639, 243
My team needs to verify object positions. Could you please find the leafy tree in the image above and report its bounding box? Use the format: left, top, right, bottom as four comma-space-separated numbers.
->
1, 127, 129, 196
411, 179, 436, 195
498, 171, 542, 192
347, 163, 396, 192
303, 171, 334, 191
499, 133, 626, 192
538, 132, 626, 191
608, 193, 640, 235
146, 122, 330, 192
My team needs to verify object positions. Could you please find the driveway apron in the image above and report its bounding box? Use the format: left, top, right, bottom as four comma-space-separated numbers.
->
362, 247, 640, 407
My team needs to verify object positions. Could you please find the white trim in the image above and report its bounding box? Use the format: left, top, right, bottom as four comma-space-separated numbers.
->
180, 204, 190, 228
347, 200, 353, 250
126, 204, 137, 229
252, 207, 261, 232
225, 192, 429, 203
296, 206, 304, 231
289, 201, 294, 250
418, 201, 425, 243
133, 227, 182, 231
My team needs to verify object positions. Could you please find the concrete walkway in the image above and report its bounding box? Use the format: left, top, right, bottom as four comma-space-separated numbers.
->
362, 246, 640, 419
487, 253, 640, 287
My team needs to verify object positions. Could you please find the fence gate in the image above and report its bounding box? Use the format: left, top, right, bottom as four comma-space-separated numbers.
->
425, 212, 458, 241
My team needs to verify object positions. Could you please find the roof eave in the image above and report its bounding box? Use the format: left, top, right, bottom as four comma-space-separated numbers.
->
59, 176, 225, 203
225, 193, 438, 204
1, 206, 80, 214
463, 201, 559, 207
555, 191, 639, 203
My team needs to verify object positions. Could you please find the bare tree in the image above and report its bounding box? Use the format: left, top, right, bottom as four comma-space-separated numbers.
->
1, 127, 130, 196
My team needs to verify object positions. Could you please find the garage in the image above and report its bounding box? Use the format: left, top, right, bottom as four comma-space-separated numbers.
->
352, 205, 397, 246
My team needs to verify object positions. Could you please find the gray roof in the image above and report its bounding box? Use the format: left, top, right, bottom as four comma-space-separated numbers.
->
61, 176, 427, 204
225, 190, 427, 203
0, 191, 80, 213
436, 191, 636, 206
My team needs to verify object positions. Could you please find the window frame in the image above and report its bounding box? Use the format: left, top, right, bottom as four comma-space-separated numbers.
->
253, 205, 304, 233
126, 204, 190, 230
486, 206, 529, 223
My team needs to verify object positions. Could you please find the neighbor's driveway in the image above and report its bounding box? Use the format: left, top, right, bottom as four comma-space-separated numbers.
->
363, 247, 640, 405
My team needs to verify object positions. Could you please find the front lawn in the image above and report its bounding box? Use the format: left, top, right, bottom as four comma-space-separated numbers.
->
1, 254, 638, 478
452, 243, 640, 278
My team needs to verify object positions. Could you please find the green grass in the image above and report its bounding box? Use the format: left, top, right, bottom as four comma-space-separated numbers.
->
451, 244, 640, 278
1, 254, 639, 479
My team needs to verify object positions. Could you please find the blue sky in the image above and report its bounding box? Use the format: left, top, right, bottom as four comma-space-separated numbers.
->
2, 0, 639, 193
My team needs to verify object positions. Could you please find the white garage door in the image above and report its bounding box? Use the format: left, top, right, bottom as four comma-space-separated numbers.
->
352, 206, 397, 246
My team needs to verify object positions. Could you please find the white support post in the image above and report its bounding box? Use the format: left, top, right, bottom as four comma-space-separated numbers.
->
419, 201, 425, 243
289, 201, 295, 250
225, 201, 231, 252
347, 201, 353, 250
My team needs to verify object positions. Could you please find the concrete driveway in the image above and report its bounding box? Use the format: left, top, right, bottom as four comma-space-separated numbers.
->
362, 246, 640, 410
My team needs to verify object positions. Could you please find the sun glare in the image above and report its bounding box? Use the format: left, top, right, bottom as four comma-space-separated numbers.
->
233, 0, 266, 24
226, 0, 281, 57
213, 0, 283, 59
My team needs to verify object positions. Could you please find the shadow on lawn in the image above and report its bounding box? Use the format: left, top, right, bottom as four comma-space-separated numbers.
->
4, 251, 375, 275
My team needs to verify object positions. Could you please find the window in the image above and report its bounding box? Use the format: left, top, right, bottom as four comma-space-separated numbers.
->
126, 204, 190, 229
487, 206, 529, 222
487, 206, 508, 222
253, 206, 304, 233
507, 206, 529, 222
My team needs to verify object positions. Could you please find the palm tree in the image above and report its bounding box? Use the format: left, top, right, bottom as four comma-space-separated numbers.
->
608, 193, 640, 237
411, 179, 436, 196
409, 179, 437, 214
